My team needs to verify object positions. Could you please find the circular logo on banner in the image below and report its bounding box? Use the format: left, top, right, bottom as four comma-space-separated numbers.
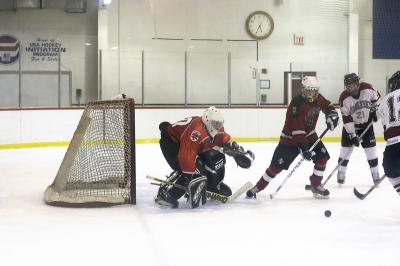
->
0, 34, 20, 65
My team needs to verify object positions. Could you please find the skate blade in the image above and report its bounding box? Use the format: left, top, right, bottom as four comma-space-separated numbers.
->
312, 193, 329, 199
154, 198, 178, 208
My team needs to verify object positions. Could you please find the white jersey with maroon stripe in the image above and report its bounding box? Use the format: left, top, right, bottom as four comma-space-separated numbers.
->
378, 89, 400, 145
339, 82, 380, 135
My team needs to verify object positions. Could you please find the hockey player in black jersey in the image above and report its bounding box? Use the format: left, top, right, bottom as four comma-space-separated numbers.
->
377, 71, 400, 196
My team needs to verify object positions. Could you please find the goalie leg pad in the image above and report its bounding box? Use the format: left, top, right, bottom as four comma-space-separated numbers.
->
188, 176, 207, 208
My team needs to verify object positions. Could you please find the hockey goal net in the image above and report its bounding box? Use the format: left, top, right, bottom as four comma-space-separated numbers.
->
44, 99, 136, 206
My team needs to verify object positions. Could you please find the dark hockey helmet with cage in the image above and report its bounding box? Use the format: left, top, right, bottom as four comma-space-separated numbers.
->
388, 71, 400, 92
344, 73, 360, 96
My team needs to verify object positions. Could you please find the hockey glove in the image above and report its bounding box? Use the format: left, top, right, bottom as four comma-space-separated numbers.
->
325, 111, 339, 131
349, 134, 360, 147
298, 144, 313, 161
223, 141, 255, 168
223, 141, 243, 155
370, 111, 378, 123
234, 150, 255, 169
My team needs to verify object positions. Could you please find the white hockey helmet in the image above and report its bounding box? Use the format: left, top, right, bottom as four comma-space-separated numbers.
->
202, 106, 224, 138
302, 76, 319, 102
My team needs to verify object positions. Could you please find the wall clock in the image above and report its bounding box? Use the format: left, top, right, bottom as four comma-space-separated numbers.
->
245, 11, 274, 40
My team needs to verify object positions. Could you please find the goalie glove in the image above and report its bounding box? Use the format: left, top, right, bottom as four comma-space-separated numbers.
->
223, 141, 255, 169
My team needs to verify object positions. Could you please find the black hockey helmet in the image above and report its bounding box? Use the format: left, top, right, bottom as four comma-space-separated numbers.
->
388, 71, 400, 92
344, 73, 360, 96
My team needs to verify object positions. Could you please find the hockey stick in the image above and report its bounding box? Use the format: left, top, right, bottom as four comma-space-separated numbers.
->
269, 127, 330, 199
146, 175, 252, 204
353, 174, 386, 200
147, 175, 187, 190
304, 120, 374, 190
151, 180, 229, 203
226, 181, 253, 203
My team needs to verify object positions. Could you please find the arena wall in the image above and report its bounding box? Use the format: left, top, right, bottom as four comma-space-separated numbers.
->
0, 107, 384, 149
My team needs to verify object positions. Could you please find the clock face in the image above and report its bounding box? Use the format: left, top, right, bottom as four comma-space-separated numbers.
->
245, 11, 274, 40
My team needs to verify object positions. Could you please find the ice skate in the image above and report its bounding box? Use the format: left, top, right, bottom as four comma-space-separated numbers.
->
337, 171, 346, 186
208, 182, 232, 197
246, 185, 260, 198
154, 187, 179, 208
311, 185, 330, 199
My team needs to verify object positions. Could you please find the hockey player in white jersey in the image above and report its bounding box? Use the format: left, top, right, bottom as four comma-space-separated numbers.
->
337, 73, 381, 185
377, 71, 400, 196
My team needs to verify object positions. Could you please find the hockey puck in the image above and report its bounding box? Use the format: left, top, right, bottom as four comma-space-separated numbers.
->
324, 210, 331, 217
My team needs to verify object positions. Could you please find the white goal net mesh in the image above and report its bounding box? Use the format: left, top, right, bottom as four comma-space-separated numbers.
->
44, 99, 135, 206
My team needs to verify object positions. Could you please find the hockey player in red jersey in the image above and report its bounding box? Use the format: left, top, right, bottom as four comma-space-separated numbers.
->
155, 106, 254, 208
246, 76, 339, 198
336, 73, 381, 185
377, 71, 400, 196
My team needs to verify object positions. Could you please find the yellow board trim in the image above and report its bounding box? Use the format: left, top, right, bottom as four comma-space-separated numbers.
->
0, 137, 386, 150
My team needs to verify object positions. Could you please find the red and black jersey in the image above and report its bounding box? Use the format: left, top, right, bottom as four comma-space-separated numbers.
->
165, 116, 231, 174
280, 94, 334, 146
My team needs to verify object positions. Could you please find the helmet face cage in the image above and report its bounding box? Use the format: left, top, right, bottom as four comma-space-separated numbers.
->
388, 71, 400, 92
301, 76, 319, 102
210, 120, 223, 130
302, 86, 319, 102
344, 73, 360, 96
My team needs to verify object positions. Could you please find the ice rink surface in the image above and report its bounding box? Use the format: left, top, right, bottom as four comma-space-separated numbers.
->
1, 142, 399, 266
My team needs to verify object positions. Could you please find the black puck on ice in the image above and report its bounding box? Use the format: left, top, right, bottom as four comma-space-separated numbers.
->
324, 210, 331, 217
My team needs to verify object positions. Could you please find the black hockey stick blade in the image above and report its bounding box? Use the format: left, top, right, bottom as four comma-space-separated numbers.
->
353, 187, 367, 200
353, 174, 386, 200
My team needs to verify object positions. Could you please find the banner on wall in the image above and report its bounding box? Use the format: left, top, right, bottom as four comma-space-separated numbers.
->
373, 0, 400, 59
0, 34, 20, 65
25, 38, 67, 62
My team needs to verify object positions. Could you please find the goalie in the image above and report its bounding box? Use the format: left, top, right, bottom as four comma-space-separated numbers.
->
155, 106, 254, 208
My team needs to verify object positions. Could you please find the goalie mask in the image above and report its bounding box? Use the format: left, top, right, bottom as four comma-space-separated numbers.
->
302, 76, 319, 103
344, 73, 360, 97
202, 106, 224, 138
388, 71, 400, 92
